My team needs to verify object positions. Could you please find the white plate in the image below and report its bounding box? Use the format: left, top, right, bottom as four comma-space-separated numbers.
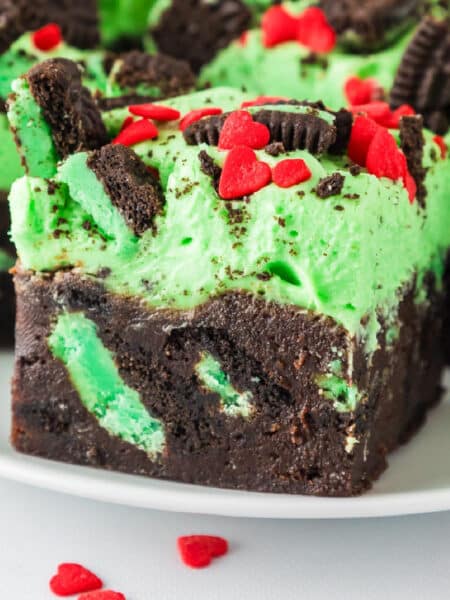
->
1, 350, 450, 519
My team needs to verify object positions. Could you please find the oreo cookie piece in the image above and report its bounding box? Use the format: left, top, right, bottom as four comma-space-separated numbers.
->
150, 0, 252, 72
184, 103, 353, 156
399, 115, 427, 207
319, 0, 421, 50
390, 16, 450, 133
87, 144, 165, 236
0, 0, 46, 53
112, 51, 196, 99
27, 58, 108, 160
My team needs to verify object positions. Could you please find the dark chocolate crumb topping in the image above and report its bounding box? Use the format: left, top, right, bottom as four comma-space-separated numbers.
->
390, 16, 450, 134
150, 0, 252, 73
87, 144, 165, 237
265, 142, 286, 157
184, 114, 227, 146
198, 150, 222, 192
319, 0, 421, 49
399, 115, 427, 207
27, 59, 108, 160
113, 51, 196, 99
316, 173, 345, 198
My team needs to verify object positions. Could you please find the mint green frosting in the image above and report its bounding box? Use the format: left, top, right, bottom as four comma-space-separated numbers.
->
49, 311, 165, 456
316, 374, 362, 413
196, 352, 254, 417
9, 87, 450, 358
8, 77, 59, 178
99, 0, 156, 47
0, 113, 23, 190
200, 24, 410, 112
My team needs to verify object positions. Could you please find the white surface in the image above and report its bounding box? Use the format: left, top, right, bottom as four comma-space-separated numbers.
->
2, 351, 450, 519
2, 477, 450, 599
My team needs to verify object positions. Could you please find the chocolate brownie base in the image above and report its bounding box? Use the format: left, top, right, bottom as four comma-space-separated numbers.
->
12, 264, 447, 496
0, 190, 14, 346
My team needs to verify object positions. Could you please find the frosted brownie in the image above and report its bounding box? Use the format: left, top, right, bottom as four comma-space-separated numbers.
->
7, 57, 450, 495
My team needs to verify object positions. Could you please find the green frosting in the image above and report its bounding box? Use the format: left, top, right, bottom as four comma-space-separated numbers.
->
49, 311, 165, 456
0, 113, 23, 190
8, 78, 59, 178
200, 12, 410, 111
316, 374, 362, 413
9, 87, 450, 360
195, 352, 254, 418
99, 0, 156, 47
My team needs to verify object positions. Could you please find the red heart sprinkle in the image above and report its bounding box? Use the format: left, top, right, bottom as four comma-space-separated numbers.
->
113, 119, 158, 146
366, 127, 407, 182
128, 103, 180, 121
272, 159, 311, 188
433, 135, 447, 159
297, 7, 336, 53
344, 76, 380, 106
179, 108, 223, 131
219, 146, 272, 199
348, 115, 380, 166
32, 23, 63, 51
349, 101, 391, 123
119, 116, 134, 133
376, 104, 415, 129
78, 592, 126, 600
403, 171, 417, 204
177, 536, 229, 569
238, 31, 248, 46
49, 563, 102, 596
241, 96, 288, 108
262, 5, 300, 48
219, 111, 270, 150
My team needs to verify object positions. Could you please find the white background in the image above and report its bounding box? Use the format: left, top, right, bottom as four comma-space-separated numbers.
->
1, 476, 450, 599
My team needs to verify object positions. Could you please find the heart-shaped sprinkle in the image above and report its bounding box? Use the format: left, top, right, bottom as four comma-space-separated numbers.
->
218, 111, 270, 150
297, 8, 336, 53
349, 102, 391, 123
348, 115, 380, 166
344, 76, 381, 106
376, 104, 415, 129
32, 23, 63, 51
49, 563, 102, 596
219, 146, 272, 199
128, 104, 180, 122
366, 127, 407, 182
177, 536, 229, 569
433, 135, 447, 159
241, 96, 288, 108
262, 5, 300, 48
119, 116, 134, 133
113, 119, 158, 146
272, 159, 312, 188
78, 592, 126, 600
179, 108, 223, 132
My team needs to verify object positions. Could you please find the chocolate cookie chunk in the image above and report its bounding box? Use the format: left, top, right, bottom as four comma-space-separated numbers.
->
113, 51, 196, 99
184, 104, 352, 156
319, 0, 421, 50
0, 0, 45, 52
150, 0, 252, 72
390, 16, 450, 133
87, 144, 165, 236
316, 173, 345, 198
399, 115, 427, 207
27, 59, 108, 160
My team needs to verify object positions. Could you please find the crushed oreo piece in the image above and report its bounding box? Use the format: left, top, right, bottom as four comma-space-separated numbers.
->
424, 109, 450, 135
184, 114, 227, 146
319, 0, 421, 50
113, 51, 195, 99
27, 59, 108, 160
328, 108, 353, 154
0, 0, 99, 53
390, 17, 450, 133
87, 144, 165, 236
265, 142, 286, 156
316, 173, 345, 198
96, 94, 165, 112
198, 150, 221, 192
399, 115, 427, 206
150, 0, 252, 73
